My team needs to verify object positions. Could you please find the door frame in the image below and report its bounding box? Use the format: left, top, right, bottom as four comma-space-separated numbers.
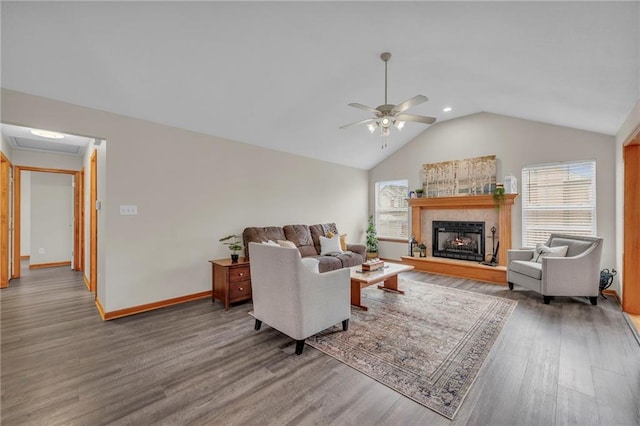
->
1, 152, 12, 288
12, 166, 84, 279
623, 138, 640, 314
90, 151, 97, 294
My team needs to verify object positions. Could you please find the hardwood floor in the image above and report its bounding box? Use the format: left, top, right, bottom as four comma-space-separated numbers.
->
2, 266, 639, 425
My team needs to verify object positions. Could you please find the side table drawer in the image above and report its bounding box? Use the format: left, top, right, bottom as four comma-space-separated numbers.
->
229, 266, 250, 283
229, 281, 251, 299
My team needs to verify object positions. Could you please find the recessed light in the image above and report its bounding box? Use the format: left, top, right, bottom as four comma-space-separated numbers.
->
443, 107, 452, 112
30, 129, 64, 139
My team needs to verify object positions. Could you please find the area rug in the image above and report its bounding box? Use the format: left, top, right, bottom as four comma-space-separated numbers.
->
306, 278, 517, 419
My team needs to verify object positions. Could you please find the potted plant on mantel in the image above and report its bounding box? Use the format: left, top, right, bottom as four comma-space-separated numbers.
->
366, 215, 379, 260
219, 234, 243, 263
493, 184, 506, 210
414, 188, 425, 198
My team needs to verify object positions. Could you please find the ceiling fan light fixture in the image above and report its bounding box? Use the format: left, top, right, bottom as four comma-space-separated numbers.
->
394, 120, 405, 131
30, 129, 64, 139
367, 122, 378, 133
381, 116, 392, 128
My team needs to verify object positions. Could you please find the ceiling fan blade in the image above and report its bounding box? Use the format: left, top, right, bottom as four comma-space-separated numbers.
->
339, 118, 378, 129
396, 114, 436, 125
348, 103, 379, 114
391, 95, 428, 114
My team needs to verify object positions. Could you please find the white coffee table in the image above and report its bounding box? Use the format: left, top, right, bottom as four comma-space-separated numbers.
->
349, 262, 414, 310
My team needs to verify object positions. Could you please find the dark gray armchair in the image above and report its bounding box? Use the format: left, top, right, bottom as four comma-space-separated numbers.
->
507, 234, 603, 305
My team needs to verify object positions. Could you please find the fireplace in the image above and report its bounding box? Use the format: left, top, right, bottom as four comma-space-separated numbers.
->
432, 221, 485, 262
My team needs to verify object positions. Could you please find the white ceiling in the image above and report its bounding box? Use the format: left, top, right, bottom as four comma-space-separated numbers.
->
1, 2, 638, 170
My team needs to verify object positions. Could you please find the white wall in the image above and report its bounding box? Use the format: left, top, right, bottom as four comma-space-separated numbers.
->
29, 172, 73, 265
20, 171, 30, 256
370, 112, 617, 288
0, 131, 13, 162
2, 89, 369, 312
11, 149, 82, 171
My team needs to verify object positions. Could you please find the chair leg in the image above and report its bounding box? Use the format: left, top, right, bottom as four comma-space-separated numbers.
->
508, 281, 514, 290
295, 340, 305, 355
254, 319, 262, 330
342, 319, 349, 331
589, 296, 598, 306
543, 296, 552, 305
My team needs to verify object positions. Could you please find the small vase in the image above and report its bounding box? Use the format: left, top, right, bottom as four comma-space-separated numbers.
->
231, 254, 239, 263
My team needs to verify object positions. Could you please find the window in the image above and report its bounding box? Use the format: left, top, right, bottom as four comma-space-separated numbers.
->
521, 161, 596, 247
375, 179, 409, 240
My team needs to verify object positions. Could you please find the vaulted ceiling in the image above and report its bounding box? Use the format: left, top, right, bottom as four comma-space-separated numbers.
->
1, 2, 638, 169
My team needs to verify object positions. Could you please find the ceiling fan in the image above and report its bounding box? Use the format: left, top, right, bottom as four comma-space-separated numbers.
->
340, 52, 436, 148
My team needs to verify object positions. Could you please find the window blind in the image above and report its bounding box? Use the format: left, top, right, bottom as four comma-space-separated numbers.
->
521, 161, 596, 247
375, 180, 409, 239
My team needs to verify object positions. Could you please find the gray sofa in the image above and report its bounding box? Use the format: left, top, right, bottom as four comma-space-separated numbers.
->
507, 233, 603, 305
243, 223, 365, 273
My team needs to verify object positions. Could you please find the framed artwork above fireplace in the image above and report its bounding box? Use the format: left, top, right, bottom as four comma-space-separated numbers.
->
422, 155, 497, 198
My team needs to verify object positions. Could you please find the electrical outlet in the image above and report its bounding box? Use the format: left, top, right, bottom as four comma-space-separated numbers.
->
120, 205, 138, 215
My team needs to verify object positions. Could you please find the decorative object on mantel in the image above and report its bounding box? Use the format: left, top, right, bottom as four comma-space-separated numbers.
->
339, 52, 436, 149
419, 243, 427, 257
422, 155, 496, 197
503, 173, 518, 194
219, 234, 242, 263
408, 235, 418, 256
307, 278, 518, 419
414, 188, 424, 198
365, 215, 379, 259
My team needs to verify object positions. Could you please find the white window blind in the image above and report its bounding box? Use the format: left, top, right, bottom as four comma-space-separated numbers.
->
375, 180, 409, 239
521, 161, 596, 247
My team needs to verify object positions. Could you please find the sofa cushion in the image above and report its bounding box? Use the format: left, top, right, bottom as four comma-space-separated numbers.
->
549, 237, 593, 257
283, 224, 317, 257
510, 260, 542, 280
534, 244, 568, 263
242, 226, 286, 260
310, 255, 343, 273
320, 235, 343, 255
335, 252, 361, 268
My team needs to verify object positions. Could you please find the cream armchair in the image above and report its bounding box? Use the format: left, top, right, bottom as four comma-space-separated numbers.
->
507, 234, 603, 305
248, 242, 351, 355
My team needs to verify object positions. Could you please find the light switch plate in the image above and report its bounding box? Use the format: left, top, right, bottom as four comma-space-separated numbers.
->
120, 205, 138, 215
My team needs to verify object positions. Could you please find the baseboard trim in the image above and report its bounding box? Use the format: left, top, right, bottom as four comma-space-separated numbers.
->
95, 297, 106, 320
20, 255, 30, 260
83, 275, 90, 291
103, 291, 212, 320
602, 289, 621, 306
29, 261, 72, 270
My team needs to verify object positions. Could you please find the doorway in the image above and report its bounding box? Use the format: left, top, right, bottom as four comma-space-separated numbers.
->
90, 151, 97, 294
12, 166, 84, 280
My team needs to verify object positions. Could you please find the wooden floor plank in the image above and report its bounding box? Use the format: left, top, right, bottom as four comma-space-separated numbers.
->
2, 265, 639, 425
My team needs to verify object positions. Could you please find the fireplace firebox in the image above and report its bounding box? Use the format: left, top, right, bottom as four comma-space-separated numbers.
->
432, 221, 485, 262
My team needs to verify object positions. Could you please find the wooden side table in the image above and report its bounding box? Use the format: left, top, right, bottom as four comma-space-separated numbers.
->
210, 258, 252, 310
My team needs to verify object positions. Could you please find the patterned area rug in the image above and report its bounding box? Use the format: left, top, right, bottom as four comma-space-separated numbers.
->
307, 278, 517, 419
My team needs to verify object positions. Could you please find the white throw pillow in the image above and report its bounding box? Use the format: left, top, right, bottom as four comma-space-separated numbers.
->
262, 240, 279, 246
534, 244, 569, 263
319, 235, 343, 255
300, 257, 320, 273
